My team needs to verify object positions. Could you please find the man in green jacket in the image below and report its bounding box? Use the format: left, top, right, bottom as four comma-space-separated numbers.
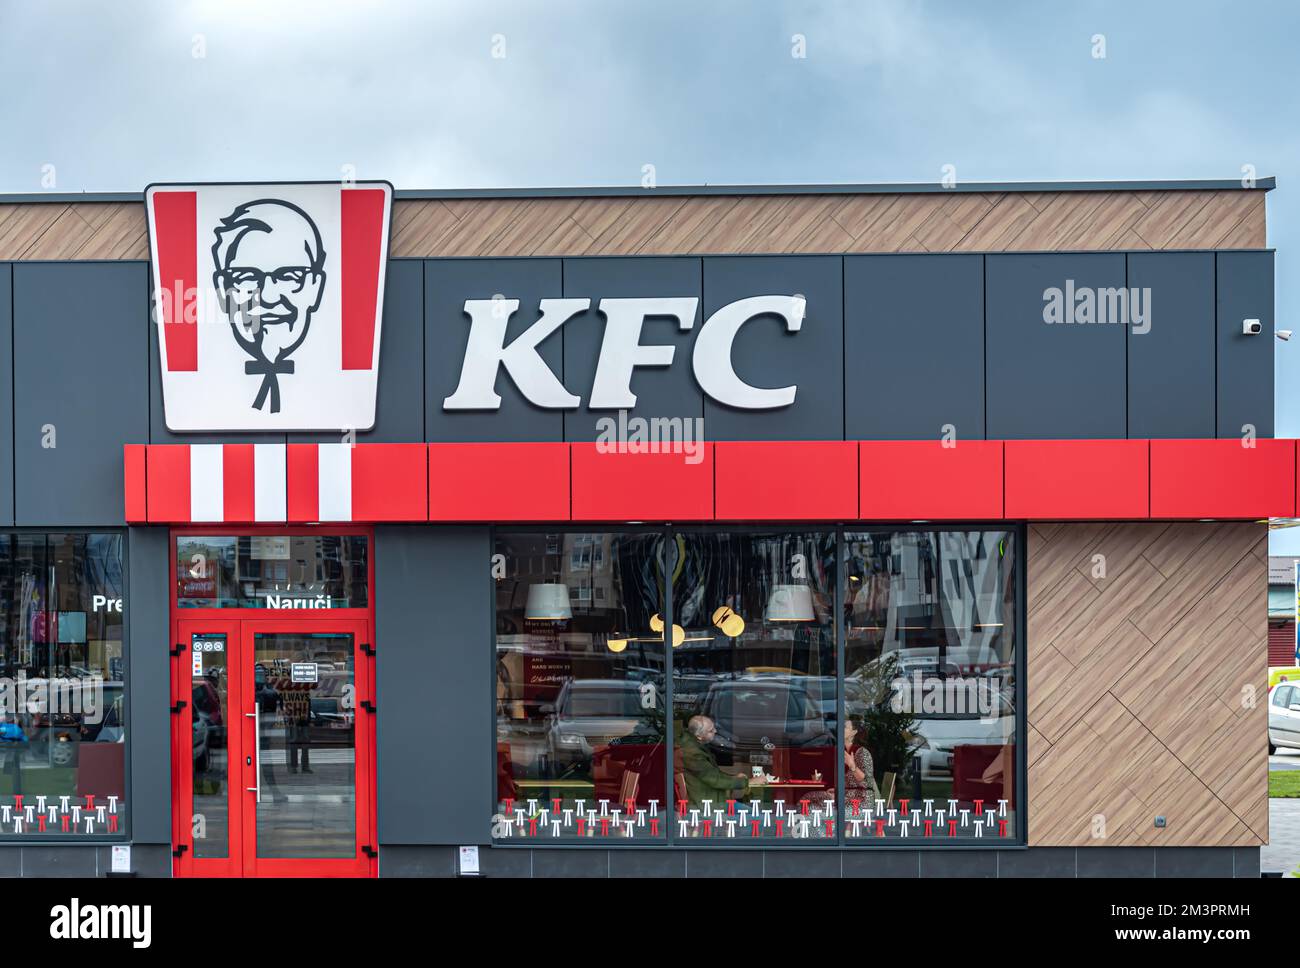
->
678, 715, 749, 809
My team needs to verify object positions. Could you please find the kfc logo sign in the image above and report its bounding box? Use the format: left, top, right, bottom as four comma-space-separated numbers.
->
145, 181, 393, 431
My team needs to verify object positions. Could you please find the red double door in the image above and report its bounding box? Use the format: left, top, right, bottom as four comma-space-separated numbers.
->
171, 616, 377, 877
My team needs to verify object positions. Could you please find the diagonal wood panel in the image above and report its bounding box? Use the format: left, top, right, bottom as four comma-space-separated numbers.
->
1027, 522, 1268, 847
0, 188, 1269, 260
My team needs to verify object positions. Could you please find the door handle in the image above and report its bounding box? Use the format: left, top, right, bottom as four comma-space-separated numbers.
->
245, 712, 260, 803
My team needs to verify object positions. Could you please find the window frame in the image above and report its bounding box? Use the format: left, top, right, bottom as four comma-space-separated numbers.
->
490, 522, 1028, 850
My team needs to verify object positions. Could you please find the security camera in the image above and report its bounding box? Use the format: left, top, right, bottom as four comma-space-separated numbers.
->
1277, 330, 1293, 342
1243, 318, 1262, 335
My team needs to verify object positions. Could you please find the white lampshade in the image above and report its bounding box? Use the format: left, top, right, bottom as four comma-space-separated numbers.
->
525, 583, 572, 620
766, 584, 815, 622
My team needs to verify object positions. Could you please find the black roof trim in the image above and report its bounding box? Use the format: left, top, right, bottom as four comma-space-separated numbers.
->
0, 177, 1274, 205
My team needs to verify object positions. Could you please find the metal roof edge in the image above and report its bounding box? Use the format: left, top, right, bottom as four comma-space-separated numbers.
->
0, 177, 1275, 205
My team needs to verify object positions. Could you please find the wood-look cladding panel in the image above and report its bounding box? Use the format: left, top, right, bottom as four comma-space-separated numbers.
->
0, 189, 1267, 261
1026, 522, 1268, 848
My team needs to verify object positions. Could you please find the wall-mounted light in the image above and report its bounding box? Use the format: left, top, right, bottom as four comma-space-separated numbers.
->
766, 584, 815, 622
525, 583, 572, 620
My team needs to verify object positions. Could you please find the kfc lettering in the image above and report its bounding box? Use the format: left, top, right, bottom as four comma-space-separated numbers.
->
443, 293, 805, 411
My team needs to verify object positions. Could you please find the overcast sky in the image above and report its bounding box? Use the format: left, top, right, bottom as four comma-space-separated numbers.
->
2, 0, 1298, 538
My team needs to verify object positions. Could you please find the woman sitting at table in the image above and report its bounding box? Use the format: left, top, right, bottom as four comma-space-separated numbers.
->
805, 716, 880, 810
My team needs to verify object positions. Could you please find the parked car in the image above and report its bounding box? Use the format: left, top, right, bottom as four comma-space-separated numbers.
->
1268, 682, 1300, 754
696, 676, 833, 762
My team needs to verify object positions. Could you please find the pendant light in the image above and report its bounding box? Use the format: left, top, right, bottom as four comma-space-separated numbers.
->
525, 583, 572, 620
649, 613, 686, 648
711, 605, 745, 638
766, 584, 815, 622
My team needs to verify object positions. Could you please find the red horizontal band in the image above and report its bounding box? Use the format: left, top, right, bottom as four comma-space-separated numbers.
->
124, 439, 1299, 524
716, 441, 857, 520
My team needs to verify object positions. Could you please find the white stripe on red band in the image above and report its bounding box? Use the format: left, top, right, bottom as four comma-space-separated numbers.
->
254, 443, 287, 522
317, 444, 352, 522
190, 445, 224, 522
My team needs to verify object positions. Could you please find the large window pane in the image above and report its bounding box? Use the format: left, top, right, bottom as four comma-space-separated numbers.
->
494, 533, 665, 841
673, 532, 837, 841
176, 535, 368, 609
0, 533, 127, 837
844, 530, 1018, 841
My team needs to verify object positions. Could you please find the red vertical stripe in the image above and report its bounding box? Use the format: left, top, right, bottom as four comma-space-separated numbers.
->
340, 188, 386, 370
123, 445, 147, 522
222, 444, 255, 522
145, 445, 191, 523
286, 444, 320, 522
152, 191, 198, 372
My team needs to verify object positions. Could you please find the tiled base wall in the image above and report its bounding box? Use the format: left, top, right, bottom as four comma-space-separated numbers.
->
378, 845, 1261, 879
0, 844, 1261, 877
0, 843, 171, 877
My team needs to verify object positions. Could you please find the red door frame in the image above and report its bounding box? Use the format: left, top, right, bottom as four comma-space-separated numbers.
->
170, 526, 378, 878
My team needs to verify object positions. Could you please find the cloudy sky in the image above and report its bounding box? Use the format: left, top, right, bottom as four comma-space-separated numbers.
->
1, 2, 1296, 500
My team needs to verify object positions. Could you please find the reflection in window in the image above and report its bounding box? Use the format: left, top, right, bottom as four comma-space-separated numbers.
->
175, 535, 368, 609
0, 533, 126, 837
673, 532, 837, 840
844, 530, 1017, 840
495, 533, 665, 840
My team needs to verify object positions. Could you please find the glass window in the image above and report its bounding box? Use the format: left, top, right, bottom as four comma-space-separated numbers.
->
494, 532, 665, 841
1274, 686, 1293, 708
175, 535, 368, 609
844, 530, 1018, 841
0, 533, 127, 837
673, 532, 837, 840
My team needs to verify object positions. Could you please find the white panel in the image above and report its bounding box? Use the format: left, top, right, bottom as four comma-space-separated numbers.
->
253, 443, 287, 522
189, 445, 225, 522
317, 443, 352, 522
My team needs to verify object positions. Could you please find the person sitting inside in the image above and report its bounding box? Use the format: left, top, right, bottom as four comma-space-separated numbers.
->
805, 716, 881, 811
678, 715, 748, 809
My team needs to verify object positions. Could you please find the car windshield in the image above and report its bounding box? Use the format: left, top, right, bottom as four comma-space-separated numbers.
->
708, 685, 814, 723
562, 686, 642, 717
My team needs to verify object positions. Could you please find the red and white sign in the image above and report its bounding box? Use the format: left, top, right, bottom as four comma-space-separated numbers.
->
145, 181, 393, 432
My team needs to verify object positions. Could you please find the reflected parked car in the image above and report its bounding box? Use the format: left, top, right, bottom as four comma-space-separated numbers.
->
908, 678, 1015, 782
696, 676, 833, 761
545, 679, 650, 767
1269, 682, 1300, 754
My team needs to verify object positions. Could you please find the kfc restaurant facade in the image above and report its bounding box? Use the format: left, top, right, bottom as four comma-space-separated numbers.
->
0, 178, 1285, 879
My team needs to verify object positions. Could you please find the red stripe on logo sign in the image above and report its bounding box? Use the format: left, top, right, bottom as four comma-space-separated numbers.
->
286, 444, 320, 522
123, 445, 147, 523
340, 188, 386, 370
152, 191, 198, 372
222, 444, 256, 522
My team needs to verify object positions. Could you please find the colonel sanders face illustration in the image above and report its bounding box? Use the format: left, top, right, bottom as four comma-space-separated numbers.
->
212, 199, 326, 413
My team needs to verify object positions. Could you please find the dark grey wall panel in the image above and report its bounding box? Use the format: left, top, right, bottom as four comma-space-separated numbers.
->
1127, 253, 1215, 438
845, 254, 984, 440
563, 257, 703, 441
986, 253, 1127, 439
376, 525, 491, 844
14, 263, 149, 524
426, 258, 564, 442
701, 256, 844, 440
0, 265, 12, 525
291, 259, 425, 445
1216, 251, 1275, 438
127, 526, 171, 844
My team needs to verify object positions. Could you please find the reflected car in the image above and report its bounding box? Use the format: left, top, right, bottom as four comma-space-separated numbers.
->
545, 679, 649, 767
908, 679, 1015, 781
696, 677, 833, 759
1268, 683, 1300, 754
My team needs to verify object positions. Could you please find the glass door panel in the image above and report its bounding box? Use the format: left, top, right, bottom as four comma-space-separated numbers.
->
191, 632, 232, 858
251, 632, 358, 859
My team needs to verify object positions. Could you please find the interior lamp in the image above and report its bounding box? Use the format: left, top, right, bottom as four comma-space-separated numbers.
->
525, 583, 572, 620
766, 584, 815, 622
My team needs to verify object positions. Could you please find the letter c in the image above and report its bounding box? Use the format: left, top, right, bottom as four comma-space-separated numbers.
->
692, 295, 801, 409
